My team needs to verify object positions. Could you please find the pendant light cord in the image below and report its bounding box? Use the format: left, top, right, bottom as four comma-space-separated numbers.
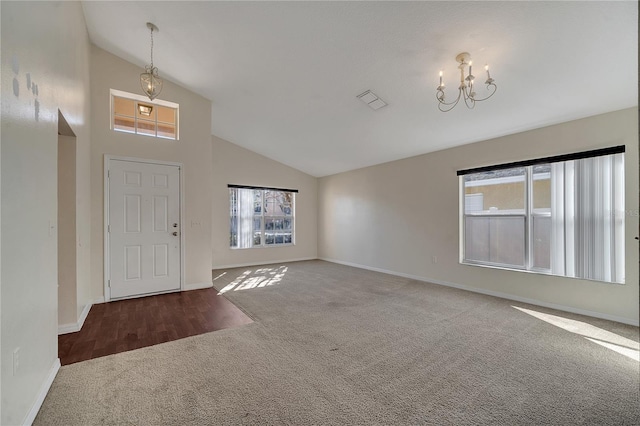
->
150, 27, 154, 69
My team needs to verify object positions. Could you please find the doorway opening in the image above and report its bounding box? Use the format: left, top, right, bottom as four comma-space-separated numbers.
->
57, 111, 77, 329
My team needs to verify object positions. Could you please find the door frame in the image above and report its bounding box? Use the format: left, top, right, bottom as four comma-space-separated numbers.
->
103, 155, 185, 302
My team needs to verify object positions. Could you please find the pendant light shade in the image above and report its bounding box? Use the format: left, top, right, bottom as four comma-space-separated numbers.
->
140, 22, 163, 101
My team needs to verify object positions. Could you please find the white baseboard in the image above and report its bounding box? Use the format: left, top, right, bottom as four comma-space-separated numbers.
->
184, 281, 213, 291
23, 358, 60, 426
94, 296, 105, 304
213, 256, 317, 270
319, 257, 639, 327
57, 301, 93, 335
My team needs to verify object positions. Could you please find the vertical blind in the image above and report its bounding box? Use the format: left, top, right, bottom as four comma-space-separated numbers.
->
549, 153, 625, 282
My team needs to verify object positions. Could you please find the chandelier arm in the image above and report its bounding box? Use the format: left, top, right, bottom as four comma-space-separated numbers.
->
462, 91, 476, 109
435, 88, 462, 106
437, 88, 462, 112
469, 83, 497, 102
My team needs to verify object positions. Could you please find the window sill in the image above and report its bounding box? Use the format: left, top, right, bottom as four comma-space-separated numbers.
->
230, 243, 296, 250
460, 261, 625, 286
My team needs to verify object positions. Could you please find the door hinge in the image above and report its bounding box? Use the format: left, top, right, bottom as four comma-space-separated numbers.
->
107, 170, 110, 178
107, 224, 110, 233
108, 280, 111, 288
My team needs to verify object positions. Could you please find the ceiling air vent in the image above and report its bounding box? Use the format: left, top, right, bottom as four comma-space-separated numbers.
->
357, 90, 387, 110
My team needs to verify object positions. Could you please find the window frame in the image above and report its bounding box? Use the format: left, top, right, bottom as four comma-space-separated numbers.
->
459, 146, 625, 284
229, 185, 297, 249
110, 89, 179, 140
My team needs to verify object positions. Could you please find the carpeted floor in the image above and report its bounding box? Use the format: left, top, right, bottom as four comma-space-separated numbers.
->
35, 260, 640, 425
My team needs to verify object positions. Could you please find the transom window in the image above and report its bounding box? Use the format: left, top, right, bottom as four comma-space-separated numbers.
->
110, 89, 178, 140
229, 185, 296, 249
460, 146, 625, 284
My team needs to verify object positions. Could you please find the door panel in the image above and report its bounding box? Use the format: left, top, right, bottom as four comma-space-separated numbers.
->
108, 159, 180, 299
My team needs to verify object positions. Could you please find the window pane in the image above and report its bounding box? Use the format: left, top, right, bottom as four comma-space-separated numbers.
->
465, 167, 525, 212
114, 96, 134, 117
465, 217, 490, 263
254, 191, 262, 213
137, 119, 156, 136
253, 217, 261, 245
157, 105, 176, 124
532, 215, 551, 270
264, 191, 277, 215
533, 164, 551, 211
465, 216, 525, 267
265, 233, 275, 245
113, 115, 135, 133
157, 124, 176, 139
490, 216, 525, 266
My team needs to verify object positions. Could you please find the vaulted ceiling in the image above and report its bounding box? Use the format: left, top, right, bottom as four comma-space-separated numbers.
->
82, 1, 638, 177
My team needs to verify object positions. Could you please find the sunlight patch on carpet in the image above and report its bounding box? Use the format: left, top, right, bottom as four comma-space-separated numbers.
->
218, 266, 288, 294
513, 306, 639, 361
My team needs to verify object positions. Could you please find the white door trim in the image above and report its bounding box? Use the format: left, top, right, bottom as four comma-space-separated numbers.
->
103, 155, 185, 302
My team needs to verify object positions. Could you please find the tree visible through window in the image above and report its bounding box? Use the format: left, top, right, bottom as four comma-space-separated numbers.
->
460, 147, 625, 284
229, 186, 295, 249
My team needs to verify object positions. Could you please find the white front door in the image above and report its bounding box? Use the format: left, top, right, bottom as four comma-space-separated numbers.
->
107, 159, 181, 300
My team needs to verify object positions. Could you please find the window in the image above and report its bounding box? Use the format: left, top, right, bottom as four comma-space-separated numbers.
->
229, 185, 296, 249
111, 89, 178, 140
460, 146, 625, 284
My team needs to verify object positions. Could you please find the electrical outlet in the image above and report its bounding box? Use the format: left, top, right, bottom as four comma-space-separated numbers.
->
13, 347, 20, 375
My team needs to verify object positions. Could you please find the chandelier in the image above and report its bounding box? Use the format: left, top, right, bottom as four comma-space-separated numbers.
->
436, 52, 496, 112
140, 22, 163, 101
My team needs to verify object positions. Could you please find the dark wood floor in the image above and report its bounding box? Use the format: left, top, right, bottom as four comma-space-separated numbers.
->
59, 287, 252, 365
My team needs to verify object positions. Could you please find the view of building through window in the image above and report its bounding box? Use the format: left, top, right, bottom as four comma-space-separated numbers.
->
230, 187, 295, 249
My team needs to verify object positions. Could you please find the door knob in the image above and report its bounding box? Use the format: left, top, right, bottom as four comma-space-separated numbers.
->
172, 232, 178, 236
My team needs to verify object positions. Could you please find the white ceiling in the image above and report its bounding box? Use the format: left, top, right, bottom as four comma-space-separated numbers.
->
82, 1, 638, 177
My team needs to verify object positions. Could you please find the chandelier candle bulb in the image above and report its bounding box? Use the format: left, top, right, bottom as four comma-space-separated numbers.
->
439, 70, 443, 87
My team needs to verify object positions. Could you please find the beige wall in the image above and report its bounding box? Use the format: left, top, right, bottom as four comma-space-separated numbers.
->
212, 136, 317, 267
318, 108, 639, 324
58, 135, 77, 325
90, 47, 214, 295
1, 1, 92, 423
